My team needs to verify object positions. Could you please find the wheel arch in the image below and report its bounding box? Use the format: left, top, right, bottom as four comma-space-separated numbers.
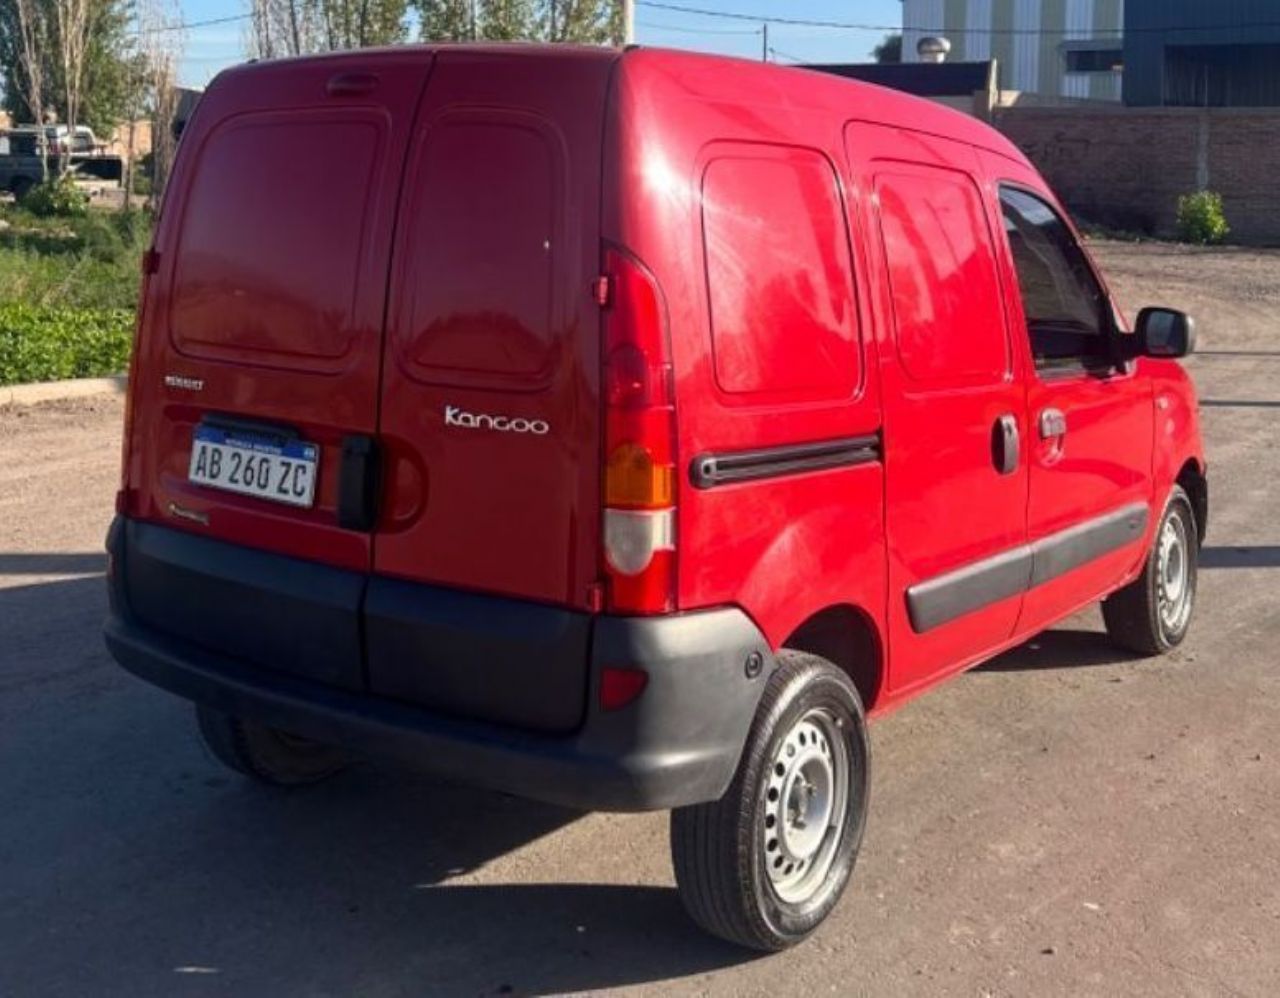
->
1175, 457, 1208, 546
782, 604, 885, 712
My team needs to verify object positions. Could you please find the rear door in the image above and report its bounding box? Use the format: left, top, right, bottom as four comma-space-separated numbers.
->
134, 52, 433, 572
372, 51, 613, 607
847, 123, 1029, 695
363, 50, 614, 730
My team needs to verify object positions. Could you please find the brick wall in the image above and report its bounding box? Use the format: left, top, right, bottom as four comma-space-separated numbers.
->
992, 106, 1280, 244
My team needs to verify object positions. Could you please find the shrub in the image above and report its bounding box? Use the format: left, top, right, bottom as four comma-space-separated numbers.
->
1176, 190, 1230, 245
0, 303, 133, 385
22, 173, 91, 219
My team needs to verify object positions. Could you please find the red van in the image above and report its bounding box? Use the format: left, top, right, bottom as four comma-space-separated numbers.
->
105, 45, 1206, 951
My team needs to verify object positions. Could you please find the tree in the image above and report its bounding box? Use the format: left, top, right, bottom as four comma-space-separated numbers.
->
246, 0, 325, 57
0, 0, 49, 178
0, 0, 50, 129
541, 0, 620, 44
1, 0, 136, 134
247, 0, 408, 57
416, 0, 472, 41
129, 0, 183, 208
872, 32, 901, 63
415, 0, 622, 43
319, 0, 410, 49
52, 0, 92, 139
480, 0, 533, 41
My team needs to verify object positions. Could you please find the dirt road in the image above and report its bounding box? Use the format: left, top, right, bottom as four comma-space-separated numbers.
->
2, 241, 1279, 996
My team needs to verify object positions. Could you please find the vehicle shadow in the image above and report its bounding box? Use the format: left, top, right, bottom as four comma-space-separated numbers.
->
0, 572, 753, 996
1198, 399, 1280, 408
1199, 545, 1280, 569
974, 628, 1134, 673
0, 550, 107, 575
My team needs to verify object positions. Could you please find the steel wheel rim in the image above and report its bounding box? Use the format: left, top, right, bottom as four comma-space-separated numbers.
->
762, 707, 850, 904
1157, 514, 1192, 633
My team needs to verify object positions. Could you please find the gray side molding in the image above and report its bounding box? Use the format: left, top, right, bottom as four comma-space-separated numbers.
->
907, 502, 1150, 634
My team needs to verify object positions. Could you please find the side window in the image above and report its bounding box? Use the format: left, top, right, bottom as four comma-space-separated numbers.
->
875, 166, 1009, 387
998, 187, 1111, 371
701, 146, 860, 400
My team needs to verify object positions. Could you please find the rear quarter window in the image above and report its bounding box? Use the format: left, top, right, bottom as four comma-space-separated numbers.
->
701, 146, 861, 401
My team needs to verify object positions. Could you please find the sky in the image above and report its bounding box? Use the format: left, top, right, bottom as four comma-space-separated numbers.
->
176, 0, 907, 88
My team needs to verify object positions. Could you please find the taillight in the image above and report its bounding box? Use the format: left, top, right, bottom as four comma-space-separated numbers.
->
601, 247, 677, 614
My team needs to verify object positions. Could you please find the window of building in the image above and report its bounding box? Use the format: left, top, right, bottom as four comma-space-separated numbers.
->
1063, 45, 1123, 74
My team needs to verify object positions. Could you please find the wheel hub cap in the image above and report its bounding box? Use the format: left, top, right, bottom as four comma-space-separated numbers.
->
763, 709, 849, 904
1157, 516, 1192, 632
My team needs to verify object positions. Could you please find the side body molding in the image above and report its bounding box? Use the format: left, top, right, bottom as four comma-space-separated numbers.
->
907, 503, 1149, 633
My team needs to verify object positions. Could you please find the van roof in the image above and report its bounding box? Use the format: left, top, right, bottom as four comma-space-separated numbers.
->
216, 43, 1028, 168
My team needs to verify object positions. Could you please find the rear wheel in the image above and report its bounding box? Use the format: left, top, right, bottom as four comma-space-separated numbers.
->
670, 651, 870, 951
196, 705, 348, 787
10, 176, 34, 203
1103, 485, 1198, 655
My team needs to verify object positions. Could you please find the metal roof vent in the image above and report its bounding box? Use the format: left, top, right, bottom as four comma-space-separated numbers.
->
917, 36, 952, 64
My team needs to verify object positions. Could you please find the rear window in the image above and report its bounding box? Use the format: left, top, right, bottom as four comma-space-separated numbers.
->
701, 146, 860, 400
394, 114, 560, 387
169, 111, 383, 370
875, 166, 1009, 386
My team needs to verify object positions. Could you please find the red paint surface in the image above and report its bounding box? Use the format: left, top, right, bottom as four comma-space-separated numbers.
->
122, 46, 1203, 715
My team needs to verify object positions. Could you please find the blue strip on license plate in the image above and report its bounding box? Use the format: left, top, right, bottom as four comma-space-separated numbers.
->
189, 424, 320, 508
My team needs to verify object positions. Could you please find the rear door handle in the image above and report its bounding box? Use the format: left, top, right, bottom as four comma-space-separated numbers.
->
1039, 407, 1067, 440
993, 414, 1019, 475
337, 435, 381, 531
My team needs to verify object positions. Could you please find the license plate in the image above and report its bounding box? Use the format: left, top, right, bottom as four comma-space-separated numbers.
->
188, 424, 319, 508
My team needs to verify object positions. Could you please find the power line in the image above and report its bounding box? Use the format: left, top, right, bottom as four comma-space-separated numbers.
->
768, 47, 809, 65
637, 1, 1280, 37
638, 1, 904, 31
638, 19, 762, 36
128, 12, 253, 37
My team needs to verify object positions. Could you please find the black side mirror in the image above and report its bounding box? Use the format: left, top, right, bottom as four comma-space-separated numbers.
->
1136, 307, 1196, 359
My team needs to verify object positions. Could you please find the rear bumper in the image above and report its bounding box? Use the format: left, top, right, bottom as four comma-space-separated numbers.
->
104, 517, 771, 812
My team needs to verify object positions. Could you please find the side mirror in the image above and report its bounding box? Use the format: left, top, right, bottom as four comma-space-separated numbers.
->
1136, 307, 1196, 359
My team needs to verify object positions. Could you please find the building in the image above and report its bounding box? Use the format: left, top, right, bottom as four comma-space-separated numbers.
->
902, 0, 1124, 101
1125, 1, 1280, 106
808, 61, 1000, 119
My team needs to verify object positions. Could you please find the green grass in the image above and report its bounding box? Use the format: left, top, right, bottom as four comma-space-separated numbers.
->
0, 204, 148, 384
0, 303, 134, 386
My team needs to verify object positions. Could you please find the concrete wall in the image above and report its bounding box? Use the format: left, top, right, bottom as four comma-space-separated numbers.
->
993, 105, 1280, 243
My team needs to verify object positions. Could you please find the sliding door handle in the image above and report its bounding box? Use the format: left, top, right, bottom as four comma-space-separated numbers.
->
993, 414, 1020, 475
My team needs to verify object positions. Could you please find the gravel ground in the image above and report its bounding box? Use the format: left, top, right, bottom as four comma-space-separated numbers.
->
1, 241, 1279, 997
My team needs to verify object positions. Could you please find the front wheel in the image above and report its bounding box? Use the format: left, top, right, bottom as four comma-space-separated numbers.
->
1103, 485, 1199, 655
670, 651, 870, 951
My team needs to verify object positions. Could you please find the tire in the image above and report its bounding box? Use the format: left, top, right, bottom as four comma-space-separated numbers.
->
196, 705, 348, 787
1103, 485, 1199, 656
10, 176, 34, 203
670, 651, 870, 952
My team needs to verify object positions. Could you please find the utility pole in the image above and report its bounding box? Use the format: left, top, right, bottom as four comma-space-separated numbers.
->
762, 21, 769, 61
623, 0, 635, 44
470, 0, 477, 40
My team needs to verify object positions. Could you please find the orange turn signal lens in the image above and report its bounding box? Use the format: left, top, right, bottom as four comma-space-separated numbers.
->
605, 442, 675, 509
